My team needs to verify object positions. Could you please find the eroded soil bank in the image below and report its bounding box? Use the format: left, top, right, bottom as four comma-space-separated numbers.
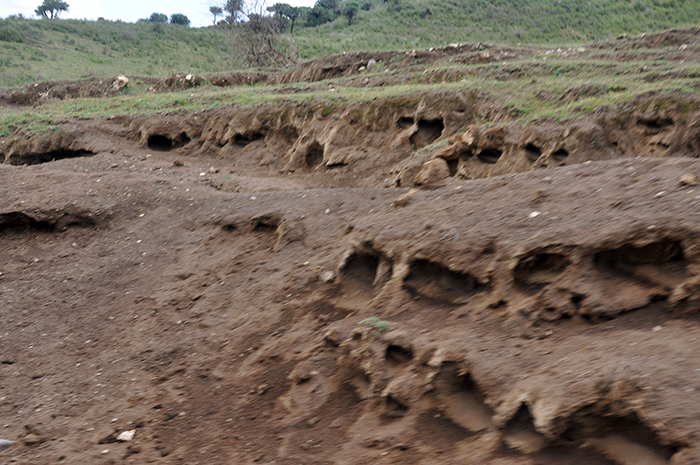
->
2, 143, 700, 464
1, 28, 700, 464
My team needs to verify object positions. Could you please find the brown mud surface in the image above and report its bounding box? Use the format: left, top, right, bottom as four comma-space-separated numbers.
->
2, 29, 700, 465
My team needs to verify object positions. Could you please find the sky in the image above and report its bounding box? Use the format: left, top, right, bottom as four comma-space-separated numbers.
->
0, 0, 316, 28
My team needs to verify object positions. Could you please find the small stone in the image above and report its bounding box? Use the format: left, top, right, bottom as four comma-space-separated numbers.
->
324, 328, 341, 346
320, 271, 335, 283
117, 430, 135, 442
23, 433, 43, 446
173, 160, 184, 167
101, 449, 109, 454
529, 211, 542, 218
394, 188, 418, 208
414, 159, 450, 186
652, 325, 662, 333
112, 75, 129, 91
208, 167, 219, 174
680, 173, 698, 186
256, 384, 269, 395
679, 44, 688, 51
0, 439, 13, 452
367, 58, 377, 70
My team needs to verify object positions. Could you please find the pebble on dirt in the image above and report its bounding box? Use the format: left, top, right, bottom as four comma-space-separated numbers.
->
680, 173, 698, 186
0, 439, 13, 452
117, 430, 135, 442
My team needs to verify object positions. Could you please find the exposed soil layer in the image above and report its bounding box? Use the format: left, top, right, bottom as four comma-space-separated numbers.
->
1, 28, 700, 465
0, 108, 700, 464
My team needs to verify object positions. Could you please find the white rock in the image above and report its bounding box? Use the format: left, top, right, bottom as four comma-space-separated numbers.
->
117, 430, 135, 442
0, 439, 13, 452
112, 75, 129, 91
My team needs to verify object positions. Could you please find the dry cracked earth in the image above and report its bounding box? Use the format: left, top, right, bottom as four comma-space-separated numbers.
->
2, 42, 700, 464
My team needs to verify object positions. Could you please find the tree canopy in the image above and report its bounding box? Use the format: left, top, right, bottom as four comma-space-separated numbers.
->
224, 0, 245, 24
209, 6, 224, 24
267, 3, 306, 33
35, 0, 69, 19
170, 13, 191, 26
148, 12, 168, 23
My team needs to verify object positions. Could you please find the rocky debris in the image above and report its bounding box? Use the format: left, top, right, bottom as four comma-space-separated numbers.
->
414, 158, 450, 185
394, 188, 419, 207
117, 430, 135, 442
209, 72, 268, 87
151, 74, 205, 92
0, 439, 13, 452
680, 173, 698, 186
112, 75, 129, 91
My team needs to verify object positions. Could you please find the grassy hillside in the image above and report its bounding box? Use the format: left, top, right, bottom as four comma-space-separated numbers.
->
0, 0, 698, 87
293, 0, 700, 57
0, 18, 232, 87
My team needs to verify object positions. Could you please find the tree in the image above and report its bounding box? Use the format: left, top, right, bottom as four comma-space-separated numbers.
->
170, 13, 191, 26
234, 0, 297, 67
35, 0, 69, 19
224, 0, 245, 24
267, 3, 302, 33
149, 12, 168, 23
342, 0, 359, 25
209, 6, 224, 24
306, 0, 340, 27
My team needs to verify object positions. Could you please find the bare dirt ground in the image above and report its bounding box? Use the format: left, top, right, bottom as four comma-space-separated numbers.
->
2, 31, 700, 465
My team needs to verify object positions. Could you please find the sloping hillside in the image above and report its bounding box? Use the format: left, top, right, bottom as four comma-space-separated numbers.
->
1, 0, 699, 87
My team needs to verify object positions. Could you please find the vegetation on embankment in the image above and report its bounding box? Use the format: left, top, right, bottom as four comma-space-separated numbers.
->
0, 0, 698, 87
1, 29, 699, 138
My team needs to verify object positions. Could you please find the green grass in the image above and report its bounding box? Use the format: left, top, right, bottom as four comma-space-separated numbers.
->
0, 17, 234, 88
0, 0, 698, 88
291, 0, 699, 57
1, 21, 698, 138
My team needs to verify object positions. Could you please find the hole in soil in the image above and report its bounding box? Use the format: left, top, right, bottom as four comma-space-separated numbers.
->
148, 132, 190, 151
431, 363, 494, 433
552, 148, 569, 162
233, 131, 265, 146
562, 408, 679, 462
385, 345, 413, 365
305, 141, 324, 168
8, 149, 97, 166
397, 117, 414, 128
594, 239, 687, 289
0, 212, 53, 233
403, 259, 486, 304
447, 158, 459, 176
525, 143, 542, 161
0, 211, 95, 233
384, 394, 409, 416
504, 404, 549, 453
513, 252, 570, 289
341, 251, 380, 288
477, 148, 502, 164
637, 116, 674, 130
410, 118, 445, 149
251, 214, 282, 233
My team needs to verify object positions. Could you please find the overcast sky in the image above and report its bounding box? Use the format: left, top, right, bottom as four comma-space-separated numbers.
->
0, 0, 316, 28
